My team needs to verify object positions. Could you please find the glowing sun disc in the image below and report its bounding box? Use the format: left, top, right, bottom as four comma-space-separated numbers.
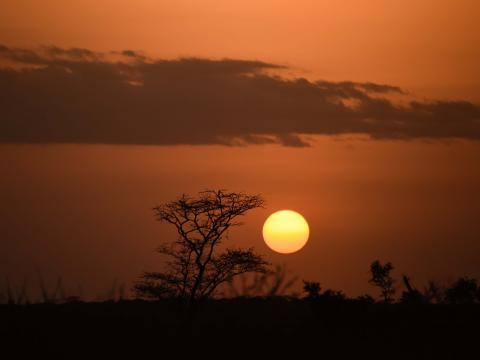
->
262, 210, 310, 254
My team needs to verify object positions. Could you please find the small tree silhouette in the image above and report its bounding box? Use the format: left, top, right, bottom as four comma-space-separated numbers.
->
368, 260, 396, 303
134, 190, 268, 309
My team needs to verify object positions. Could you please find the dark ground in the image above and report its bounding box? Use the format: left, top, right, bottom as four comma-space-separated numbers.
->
1, 297, 479, 358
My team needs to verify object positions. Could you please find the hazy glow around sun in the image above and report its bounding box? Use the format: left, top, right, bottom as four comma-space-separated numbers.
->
262, 210, 310, 254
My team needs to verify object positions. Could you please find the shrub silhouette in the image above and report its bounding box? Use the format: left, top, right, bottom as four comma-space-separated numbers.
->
445, 277, 479, 304
400, 275, 425, 304
320, 289, 346, 302
356, 294, 375, 303
303, 281, 321, 299
302, 281, 345, 303
134, 190, 268, 310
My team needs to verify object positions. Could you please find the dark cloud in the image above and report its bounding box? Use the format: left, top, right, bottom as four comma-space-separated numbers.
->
0, 44, 99, 64
0, 45, 479, 146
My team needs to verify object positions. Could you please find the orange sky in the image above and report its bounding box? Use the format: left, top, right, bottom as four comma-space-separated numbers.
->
1, 0, 480, 299
1, 0, 479, 100
2, 140, 480, 297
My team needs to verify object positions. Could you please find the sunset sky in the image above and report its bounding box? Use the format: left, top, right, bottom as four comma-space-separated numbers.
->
1, 0, 479, 298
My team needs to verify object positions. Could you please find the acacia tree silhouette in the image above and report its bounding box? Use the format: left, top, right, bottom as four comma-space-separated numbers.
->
134, 190, 268, 310
369, 260, 396, 303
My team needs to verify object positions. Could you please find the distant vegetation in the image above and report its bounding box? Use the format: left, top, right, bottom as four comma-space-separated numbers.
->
2, 266, 480, 358
2, 260, 480, 306
2, 190, 479, 357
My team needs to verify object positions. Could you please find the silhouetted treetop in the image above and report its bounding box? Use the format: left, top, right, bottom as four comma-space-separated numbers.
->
154, 190, 264, 241
369, 260, 396, 303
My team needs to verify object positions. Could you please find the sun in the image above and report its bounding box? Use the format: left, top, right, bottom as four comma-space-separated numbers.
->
262, 210, 310, 254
